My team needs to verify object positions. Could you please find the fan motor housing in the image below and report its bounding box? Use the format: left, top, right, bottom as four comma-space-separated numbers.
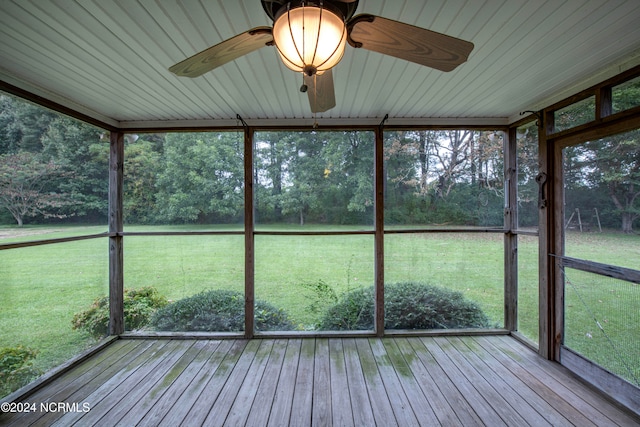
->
261, 0, 359, 22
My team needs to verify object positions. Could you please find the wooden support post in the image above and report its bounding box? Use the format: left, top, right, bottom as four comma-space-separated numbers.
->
597, 86, 613, 120
374, 124, 385, 337
109, 131, 124, 336
244, 126, 255, 338
538, 109, 561, 360
551, 141, 566, 362
576, 208, 582, 232
504, 127, 518, 331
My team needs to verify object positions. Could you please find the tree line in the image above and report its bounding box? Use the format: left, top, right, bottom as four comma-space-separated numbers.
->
0, 91, 637, 232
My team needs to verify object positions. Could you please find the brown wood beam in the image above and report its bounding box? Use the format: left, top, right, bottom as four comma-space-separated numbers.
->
559, 256, 640, 284
504, 128, 518, 331
537, 111, 557, 360
244, 127, 255, 338
109, 131, 124, 336
550, 140, 565, 362
374, 125, 385, 337
0, 80, 117, 132
548, 111, 640, 148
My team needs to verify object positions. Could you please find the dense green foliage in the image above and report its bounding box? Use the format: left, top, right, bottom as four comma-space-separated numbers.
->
0, 93, 510, 228
318, 282, 491, 330
0, 96, 107, 226
564, 133, 640, 233
2, 89, 638, 231
72, 287, 168, 338
557, 80, 640, 233
0, 152, 76, 226
0, 345, 42, 396
150, 289, 294, 332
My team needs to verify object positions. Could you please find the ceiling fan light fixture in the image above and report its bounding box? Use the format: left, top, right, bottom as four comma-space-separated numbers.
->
272, 1, 347, 76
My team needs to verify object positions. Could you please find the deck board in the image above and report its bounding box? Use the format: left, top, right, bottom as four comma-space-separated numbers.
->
5, 339, 143, 427
369, 338, 421, 426
1, 336, 637, 427
447, 336, 552, 426
341, 338, 376, 426
404, 337, 483, 426
198, 339, 260, 426
466, 336, 585, 427
57, 339, 185, 426
134, 340, 223, 426
222, 339, 274, 427
266, 339, 300, 427
245, 339, 287, 427
494, 336, 639, 426
381, 338, 440, 426
288, 338, 314, 426
328, 338, 353, 427
311, 338, 332, 427
421, 337, 508, 426
354, 337, 398, 426
161, 339, 247, 426
115, 339, 211, 425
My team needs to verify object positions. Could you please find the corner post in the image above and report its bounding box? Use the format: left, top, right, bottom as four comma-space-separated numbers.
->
374, 115, 387, 337
538, 109, 562, 360
504, 127, 518, 331
242, 120, 255, 339
109, 131, 124, 335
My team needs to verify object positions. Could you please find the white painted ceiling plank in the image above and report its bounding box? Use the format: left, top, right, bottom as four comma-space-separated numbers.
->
1, 0, 639, 124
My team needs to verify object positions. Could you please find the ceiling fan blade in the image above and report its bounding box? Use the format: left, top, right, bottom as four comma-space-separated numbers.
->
348, 15, 473, 72
304, 70, 336, 113
169, 27, 273, 77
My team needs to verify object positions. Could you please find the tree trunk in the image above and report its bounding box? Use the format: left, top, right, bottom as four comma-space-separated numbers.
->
621, 213, 634, 234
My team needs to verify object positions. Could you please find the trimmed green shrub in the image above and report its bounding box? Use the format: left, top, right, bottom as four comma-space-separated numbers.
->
72, 286, 168, 338
318, 282, 491, 330
318, 286, 374, 330
150, 289, 293, 332
0, 346, 42, 396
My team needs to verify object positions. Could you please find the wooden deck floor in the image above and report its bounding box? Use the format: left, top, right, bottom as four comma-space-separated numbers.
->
1, 336, 637, 426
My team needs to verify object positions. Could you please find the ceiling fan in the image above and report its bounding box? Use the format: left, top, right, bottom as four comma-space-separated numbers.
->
169, 0, 474, 113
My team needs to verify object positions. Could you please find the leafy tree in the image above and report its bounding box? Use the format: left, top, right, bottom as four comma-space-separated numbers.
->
255, 130, 374, 225
581, 134, 640, 233
124, 138, 161, 223
155, 132, 244, 223
278, 131, 325, 225
0, 92, 57, 159
557, 83, 640, 233
384, 130, 504, 225
0, 94, 108, 224
325, 131, 374, 223
254, 131, 291, 222
0, 95, 22, 154
516, 122, 539, 227
40, 117, 108, 221
0, 152, 76, 226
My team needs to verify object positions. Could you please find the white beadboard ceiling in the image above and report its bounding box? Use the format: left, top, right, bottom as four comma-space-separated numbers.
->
1, 0, 640, 129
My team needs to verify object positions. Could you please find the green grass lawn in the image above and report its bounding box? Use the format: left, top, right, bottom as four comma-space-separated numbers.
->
0, 237, 109, 377
1, 225, 637, 394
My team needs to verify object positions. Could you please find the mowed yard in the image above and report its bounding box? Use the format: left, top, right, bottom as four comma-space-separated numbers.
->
1, 225, 638, 387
